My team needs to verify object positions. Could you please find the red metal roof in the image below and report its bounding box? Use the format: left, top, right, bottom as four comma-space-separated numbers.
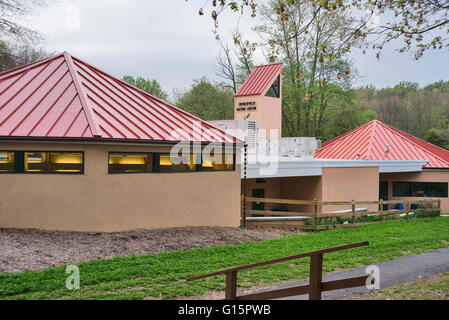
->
0, 52, 238, 144
315, 120, 449, 168
235, 63, 282, 97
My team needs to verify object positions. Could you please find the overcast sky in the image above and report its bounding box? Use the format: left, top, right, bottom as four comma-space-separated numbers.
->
26, 0, 449, 96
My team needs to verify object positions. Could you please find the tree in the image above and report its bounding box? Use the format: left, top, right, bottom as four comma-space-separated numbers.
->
424, 130, 449, 150
213, 25, 257, 94
0, 0, 49, 45
355, 80, 449, 143
175, 78, 234, 120
0, 41, 15, 71
0, 1, 52, 71
0, 41, 52, 72
195, 0, 449, 59
122, 76, 169, 101
214, 42, 238, 93
253, 0, 363, 138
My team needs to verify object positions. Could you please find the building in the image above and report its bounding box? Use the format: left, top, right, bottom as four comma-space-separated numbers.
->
233, 63, 283, 138
213, 63, 446, 217
0, 52, 242, 232
315, 120, 449, 212
2, 54, 447, 232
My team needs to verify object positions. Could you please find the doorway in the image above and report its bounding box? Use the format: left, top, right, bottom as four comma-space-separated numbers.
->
252, 188, 265, 211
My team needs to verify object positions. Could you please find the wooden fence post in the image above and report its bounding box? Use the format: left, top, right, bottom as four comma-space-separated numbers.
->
351, 200, 356, 224
313, 199, 318, 232
309, 253, 323, 300
379, 199, 384, 222
406, 201, 410, 220
225, 271, 238, 300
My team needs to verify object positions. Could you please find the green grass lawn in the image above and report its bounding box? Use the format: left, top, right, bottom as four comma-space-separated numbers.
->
1, 217, 449, 300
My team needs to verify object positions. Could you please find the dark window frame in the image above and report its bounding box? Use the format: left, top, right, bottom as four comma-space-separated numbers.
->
108, 151, 156, 174
0, 150, 84, 174
108, 150, 236, 174
0, 151, 15, 173
393, 181, 448, 198
265, 75, 281, 98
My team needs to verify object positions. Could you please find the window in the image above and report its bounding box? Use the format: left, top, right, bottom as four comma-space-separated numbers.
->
393, 182, 411, 197
159, 153, 197, 172
428, 183, 448, 197
265, 75, 280, 98
108, 150, 236, 174
109, 153, 153, 173
393, 182, 448, 198
202, 153, 234, 171
411, 182, 428, 197
0, 152, 14, 172
25, 152, 83, 173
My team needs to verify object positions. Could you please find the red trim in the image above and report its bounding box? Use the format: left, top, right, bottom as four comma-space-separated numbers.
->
63, 52, 102, 138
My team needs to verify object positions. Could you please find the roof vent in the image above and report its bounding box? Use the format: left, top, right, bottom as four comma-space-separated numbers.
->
386, 144, 390, 153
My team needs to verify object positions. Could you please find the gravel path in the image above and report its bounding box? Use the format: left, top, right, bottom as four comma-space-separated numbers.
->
257, 246, 449, 300
0, 227, 304, 274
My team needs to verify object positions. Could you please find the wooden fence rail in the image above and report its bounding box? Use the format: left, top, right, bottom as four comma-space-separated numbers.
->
187, 241, 370, 300
241, 195, 441, 231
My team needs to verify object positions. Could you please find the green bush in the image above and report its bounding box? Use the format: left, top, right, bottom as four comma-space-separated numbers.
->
306, 210, 440, 226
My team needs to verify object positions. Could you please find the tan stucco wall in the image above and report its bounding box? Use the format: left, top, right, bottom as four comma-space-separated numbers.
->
321, 167, 379, 213
0, 141, 241, 232
380, 170, 449, 213
242, 176, 322, 213
243, 169, 379, 214
234, 95, 282, 138
280, 176, 322, 213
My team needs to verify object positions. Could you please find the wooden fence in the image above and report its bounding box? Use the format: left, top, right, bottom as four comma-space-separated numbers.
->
187, 241, 370, 300
241, 195, 441, 231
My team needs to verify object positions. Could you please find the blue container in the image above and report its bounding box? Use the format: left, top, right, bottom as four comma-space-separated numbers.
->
396, 204, 404, 210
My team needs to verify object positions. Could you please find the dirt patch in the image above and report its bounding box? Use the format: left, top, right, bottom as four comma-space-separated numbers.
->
0, 226, 305, 274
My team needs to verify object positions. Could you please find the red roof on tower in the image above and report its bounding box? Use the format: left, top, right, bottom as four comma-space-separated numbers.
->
315, 120, 449, 168
0, 52, 238, 144
235, 63, 282, 97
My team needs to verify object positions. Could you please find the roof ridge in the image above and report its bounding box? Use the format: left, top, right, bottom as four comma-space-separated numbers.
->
317, 119, 449, 168
69, 54, 240, 143
63, 52, 102, 138
0, 52, 65, 80
255, 62, 283, 68
367, 120, 377, 160
382, 120, 449, 155
322, 120, 375, 148
378, 121, 449, 166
